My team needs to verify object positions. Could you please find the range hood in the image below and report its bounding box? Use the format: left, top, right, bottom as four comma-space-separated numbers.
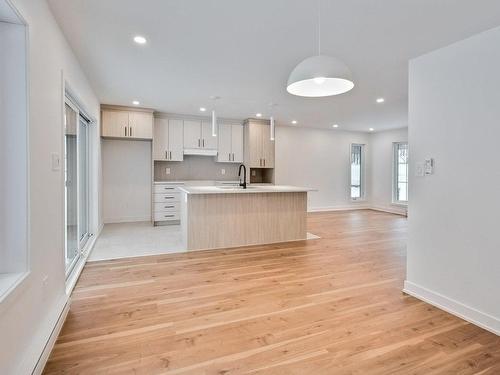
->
183, 148, 218, 156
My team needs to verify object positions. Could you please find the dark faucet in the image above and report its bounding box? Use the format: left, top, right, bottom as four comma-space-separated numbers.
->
238, 164, 247, 189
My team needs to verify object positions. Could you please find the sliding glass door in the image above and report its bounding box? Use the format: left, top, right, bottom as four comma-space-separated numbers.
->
65, 100, 90, 276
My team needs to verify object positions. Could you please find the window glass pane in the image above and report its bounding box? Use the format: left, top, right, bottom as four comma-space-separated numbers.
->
350, 144, 363, 199
394, 142, 409, 202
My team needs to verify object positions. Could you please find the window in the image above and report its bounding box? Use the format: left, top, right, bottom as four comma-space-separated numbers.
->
0, 1, 29, 301
393, 142, 409, 203
350, 144, 365, 200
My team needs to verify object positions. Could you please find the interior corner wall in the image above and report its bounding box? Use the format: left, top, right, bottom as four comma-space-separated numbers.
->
274, 125, 372, 211
406, 26, 500, 334
0, 0, 100, 374
369, 128, 408, 215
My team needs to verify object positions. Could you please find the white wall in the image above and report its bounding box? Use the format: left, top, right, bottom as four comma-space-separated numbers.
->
405, 26, 500, 334
103, 139, 151, 223
0, 1, 100, 374
370, 128, 408, 215
275, 126, 372, 211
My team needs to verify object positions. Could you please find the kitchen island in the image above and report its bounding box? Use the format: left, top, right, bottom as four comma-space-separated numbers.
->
178, 185, 313, 251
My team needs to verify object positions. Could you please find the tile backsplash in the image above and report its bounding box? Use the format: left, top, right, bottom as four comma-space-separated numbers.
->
154, 155, 241, 181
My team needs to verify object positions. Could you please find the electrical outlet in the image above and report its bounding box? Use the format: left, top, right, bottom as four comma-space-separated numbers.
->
251, 170, 256, 176
165, 168, 170, 175
221, 169, 225, 175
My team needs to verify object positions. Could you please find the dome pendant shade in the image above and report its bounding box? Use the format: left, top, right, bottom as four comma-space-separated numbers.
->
287, 55, 354, 97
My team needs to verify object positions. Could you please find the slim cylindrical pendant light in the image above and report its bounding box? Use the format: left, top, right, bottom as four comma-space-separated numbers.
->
210, 96, 220, 137
211, 110, 217, 137
270, 116, 275, 141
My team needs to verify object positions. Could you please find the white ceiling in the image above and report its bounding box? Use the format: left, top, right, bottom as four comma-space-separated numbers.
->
48, 0, 500, 132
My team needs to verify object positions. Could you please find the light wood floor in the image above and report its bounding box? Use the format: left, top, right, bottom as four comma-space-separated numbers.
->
44, 210, 500, 374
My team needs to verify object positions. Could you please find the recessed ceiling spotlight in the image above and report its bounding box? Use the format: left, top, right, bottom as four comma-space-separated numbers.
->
256, 113, 262, 118
369, 127, 374, 132
332, 124, 339, 128
133, 35, 147, 44
199, 107, 206, 112
292, 120, 298, 124
376, 98, 385, 103
132, 100, 140, 105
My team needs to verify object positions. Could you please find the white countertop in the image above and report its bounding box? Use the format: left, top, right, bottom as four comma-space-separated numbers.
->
178, 185, 315, 195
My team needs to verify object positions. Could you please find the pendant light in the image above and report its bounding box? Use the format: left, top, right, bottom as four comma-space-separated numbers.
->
269, 102, 277, 141
286, 1, 354, 97
210, 96, 220, 137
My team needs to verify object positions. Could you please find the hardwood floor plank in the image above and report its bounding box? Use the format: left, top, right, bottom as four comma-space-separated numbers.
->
43, 210, 500, 374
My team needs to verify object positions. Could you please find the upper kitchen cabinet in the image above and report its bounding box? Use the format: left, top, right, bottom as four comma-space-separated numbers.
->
101, 106, 153, 140
153, 118, 184, 161
183, 119, 217, 153
217, 123, 243, 163
244, 119, 274, 168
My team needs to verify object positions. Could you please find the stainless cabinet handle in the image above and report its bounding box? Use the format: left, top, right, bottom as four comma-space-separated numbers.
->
198, 139, 201, 147
203, 139, 205, 147
164, 196, 174, 199
164, 215, 175, 218
170, 151, 172, 159
125, 126, 127, 137
263, 158, 266, 167
129, 126, 132, 137
164, 205, 174, 208
165, 150, 168, 159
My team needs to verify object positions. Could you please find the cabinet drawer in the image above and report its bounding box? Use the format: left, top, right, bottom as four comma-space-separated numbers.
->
154, 184, 182, 194
154, 202, 180, 212
154, 193, 180, 202
154, 212, 180, 222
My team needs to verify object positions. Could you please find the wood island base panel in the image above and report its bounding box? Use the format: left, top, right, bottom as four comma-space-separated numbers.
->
181, 191, 307, 251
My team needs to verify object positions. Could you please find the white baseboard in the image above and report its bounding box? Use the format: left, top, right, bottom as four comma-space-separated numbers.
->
32, 298, 71, 375
103, 215, 151, 224
404, 281, 500, 336
308, 205, 370, 213
370, 205, 407, 216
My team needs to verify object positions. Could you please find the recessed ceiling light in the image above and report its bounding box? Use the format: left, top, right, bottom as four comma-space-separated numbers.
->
256, 113, 262, 118
369, 127, 374, 132
133, 35, 147, 44
292, 120, 298, 124
332, 124, 339, 128
199, 107, 206, 112
376, 98, 385, 103
132, 100, 140, 105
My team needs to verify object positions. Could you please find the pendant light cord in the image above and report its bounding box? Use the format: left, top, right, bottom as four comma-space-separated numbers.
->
318, 0, 321, 55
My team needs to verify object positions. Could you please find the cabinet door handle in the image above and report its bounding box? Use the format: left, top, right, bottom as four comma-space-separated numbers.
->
129, 126, 132, 137
125, 126, 127, 137
164, 215, 175, 218
164, 205, 174, 208
202, 139, 205, 147
165, 150, 168, 160
263, 158, 266, 167
198, 139, 200, 147
170, 151, 172, 159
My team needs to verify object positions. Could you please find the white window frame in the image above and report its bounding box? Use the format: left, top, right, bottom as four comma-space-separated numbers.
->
350, 144, 366, 201
392, 142, 409, 205
0, 0, 30, 306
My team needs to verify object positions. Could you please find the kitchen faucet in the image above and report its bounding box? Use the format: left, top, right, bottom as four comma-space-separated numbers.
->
238, 164, 247, 189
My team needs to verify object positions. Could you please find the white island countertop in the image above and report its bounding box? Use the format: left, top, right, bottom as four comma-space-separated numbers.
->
178, 185, 315, 195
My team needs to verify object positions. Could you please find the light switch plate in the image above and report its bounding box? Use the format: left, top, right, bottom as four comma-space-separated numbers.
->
51, 153, 61, 171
